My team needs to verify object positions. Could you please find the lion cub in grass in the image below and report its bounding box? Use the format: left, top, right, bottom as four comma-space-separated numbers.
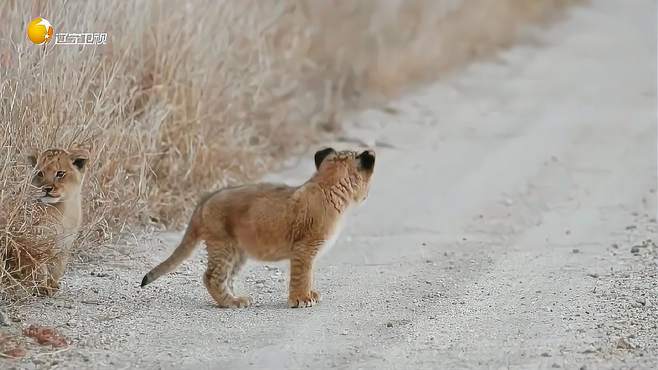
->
141, 148, 375, 308
7, 148, 89, 296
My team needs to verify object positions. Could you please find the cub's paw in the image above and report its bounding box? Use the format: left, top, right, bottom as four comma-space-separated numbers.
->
288, 290, 320, 308
220, 296, 252, 309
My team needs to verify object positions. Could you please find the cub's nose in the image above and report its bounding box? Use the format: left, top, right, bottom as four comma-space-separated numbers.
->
43, 185, 54, 194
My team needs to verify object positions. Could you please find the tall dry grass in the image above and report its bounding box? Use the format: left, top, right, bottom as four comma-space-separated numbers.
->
0, 0, 578, 296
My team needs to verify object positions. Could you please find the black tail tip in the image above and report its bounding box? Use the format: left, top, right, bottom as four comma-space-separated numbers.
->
140, 274, 150, 288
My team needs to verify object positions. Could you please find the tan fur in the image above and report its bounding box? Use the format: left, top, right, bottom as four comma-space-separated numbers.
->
9, 148, 89, 296
142, 148, 375, 308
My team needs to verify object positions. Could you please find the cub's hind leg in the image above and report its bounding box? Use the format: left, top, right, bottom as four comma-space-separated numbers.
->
204, 241, 251, 308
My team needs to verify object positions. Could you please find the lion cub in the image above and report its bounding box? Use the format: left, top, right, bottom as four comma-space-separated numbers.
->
141, 148, 375, 308
9, 148, 89, 296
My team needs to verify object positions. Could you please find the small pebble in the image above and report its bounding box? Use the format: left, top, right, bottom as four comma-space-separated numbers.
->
616, 338, 634, 350
617, 338, 635, 349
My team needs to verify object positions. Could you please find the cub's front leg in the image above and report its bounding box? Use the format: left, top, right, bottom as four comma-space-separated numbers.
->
34, 254, 67, 297
288, 245, 321, 308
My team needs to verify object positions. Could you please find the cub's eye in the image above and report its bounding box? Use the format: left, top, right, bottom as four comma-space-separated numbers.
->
55, 171, 66, 178
36, 171, 44, 178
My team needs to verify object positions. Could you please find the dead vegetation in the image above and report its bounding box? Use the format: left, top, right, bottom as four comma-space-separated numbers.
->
0, 331, 26, 359
22, 324, 69, 348
0, 0, 579, 297
0, 324, 70, 360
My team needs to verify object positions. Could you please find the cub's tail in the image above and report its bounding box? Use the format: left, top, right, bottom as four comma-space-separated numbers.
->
140, 209, 202, 288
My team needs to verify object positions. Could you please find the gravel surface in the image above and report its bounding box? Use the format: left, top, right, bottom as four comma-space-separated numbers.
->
2, 0, 656, 368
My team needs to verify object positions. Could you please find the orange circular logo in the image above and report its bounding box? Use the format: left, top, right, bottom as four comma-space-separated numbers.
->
27, 17, 54, 45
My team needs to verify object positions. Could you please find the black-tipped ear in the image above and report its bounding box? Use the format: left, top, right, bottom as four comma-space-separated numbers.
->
26, 153, 38, 168
69, 149, 90, 171
314, 147, 336, 169
357, 150, 375, 171
73, 158, 87, 170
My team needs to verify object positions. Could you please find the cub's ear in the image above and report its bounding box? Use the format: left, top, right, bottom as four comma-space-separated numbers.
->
357, 150, 375, 171
26, 150, 39, 168
69, 149, 90, 171
314, 147, 336, 169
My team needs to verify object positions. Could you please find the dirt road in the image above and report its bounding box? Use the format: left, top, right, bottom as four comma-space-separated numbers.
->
3, 0, 657, 369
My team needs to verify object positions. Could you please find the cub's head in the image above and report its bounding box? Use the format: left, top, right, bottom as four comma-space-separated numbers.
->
27, 148, 89, 204
313, 147, 375, 204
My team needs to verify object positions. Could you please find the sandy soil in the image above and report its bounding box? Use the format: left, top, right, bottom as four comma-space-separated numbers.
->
2, 0, 657, 369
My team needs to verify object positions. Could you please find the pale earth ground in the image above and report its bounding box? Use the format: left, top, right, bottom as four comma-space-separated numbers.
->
2, 0, 657, 369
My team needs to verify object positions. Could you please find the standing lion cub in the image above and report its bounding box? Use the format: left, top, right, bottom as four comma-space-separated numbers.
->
141, 148, 375, 308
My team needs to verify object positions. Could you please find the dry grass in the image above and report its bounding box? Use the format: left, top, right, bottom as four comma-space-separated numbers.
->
0, 0, 579, 297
